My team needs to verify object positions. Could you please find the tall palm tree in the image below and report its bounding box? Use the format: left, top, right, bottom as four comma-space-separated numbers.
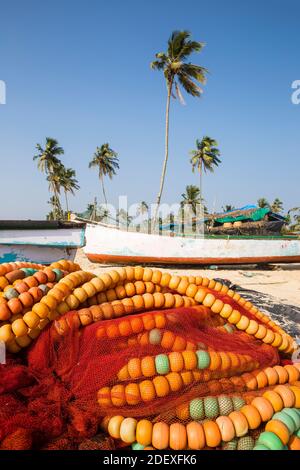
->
89, 143, 119, 207
271, 198, 284, 213
34, 138, 64, 174
190, 136, 221, 202
46, 169, 63, 219
180, 184, 207, 216
257, 198, 270, 209
34, 137, 64, 220
59, 167, 80, 213
151, 31, 208, 219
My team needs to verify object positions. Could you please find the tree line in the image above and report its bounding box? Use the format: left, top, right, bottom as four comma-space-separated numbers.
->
33, 30, 299, 231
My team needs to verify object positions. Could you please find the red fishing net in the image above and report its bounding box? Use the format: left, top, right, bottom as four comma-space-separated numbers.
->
0, 304, 279, 449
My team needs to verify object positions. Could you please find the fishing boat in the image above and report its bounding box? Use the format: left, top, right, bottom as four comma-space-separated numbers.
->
0, 220, 85, 264
83, 221, 300, 265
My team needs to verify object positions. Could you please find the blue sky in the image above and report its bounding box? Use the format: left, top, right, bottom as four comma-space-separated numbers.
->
0, 0, 299, 219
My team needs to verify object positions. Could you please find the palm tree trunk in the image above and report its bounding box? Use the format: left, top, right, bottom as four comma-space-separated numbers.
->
64, 191, 69, 213
199, 161, 203, 215
154, 79, 173, 225
100, 173, 108, 208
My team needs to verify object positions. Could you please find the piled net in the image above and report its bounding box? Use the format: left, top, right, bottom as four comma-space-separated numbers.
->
0, 262, 300, 451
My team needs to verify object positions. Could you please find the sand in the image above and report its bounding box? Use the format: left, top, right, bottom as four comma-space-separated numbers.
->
75, 248, 300, 307
75, 247, 300, 344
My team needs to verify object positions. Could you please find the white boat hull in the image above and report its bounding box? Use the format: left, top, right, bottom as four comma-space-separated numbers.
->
84, 223, 300, 265
0, 227, 85, 264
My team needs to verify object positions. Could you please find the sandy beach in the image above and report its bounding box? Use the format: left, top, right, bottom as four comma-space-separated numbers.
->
75, 248, 300, 307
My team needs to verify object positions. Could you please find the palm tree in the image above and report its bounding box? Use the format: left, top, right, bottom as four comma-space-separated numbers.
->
151, 30, 208, 219
190, 136, 221, 202
137, 201, 149, 217
89, 143, 119, 207
34, 137, 65, 219
271, 198, 284, 213
222, 205, 235, 212
34, 138, 64, 174
46, 169, 63, 219
59, 167, 80, 213
180, 184, 207, 216
117, 209, 133, 228
47, 196, 63, 220
287, 207, 300, 231
257, 198, 270, 209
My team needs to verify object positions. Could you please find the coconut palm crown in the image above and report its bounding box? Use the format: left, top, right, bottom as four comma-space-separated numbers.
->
89, 143, 119, 207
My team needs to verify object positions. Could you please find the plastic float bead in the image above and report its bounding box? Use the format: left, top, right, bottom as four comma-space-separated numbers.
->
221, 438, 238, 450
139, 380, 156, 402
136, 420, 153, 447
153, 376, 170, 397
227, 310, 241, 325
15, 335, 32, 348
208, 351, 222, 371
273, 385, 295, 408
0, 303, 11, 321
202, 293, 215, 308
281, 408, 300, 430
242, 372, 258, 391
119, 418, 137, 444
186, 422, 205, 450
155, 354, 170, 375
131, 442, 145, 450
251, 397, 274, 422
105, 385, 124, 408
149, 328, 162, 345
228, 411, 249, 437
257, 431, 284, 450
253, 444, 270, 451
140, 357, 156, 377
273, 366, 289, 384
203, 421, 222, 448
237, 436, 255, 450
23, 311, 40, 329
219, 352, 232, 372
196, 350, 211, 369
272, 412, 296, 434
7, 298, 23, 315
218, 396, 234, 416
169, 423, 187, 450
152, 422, 169, 450
264, 367, 279, 386
284, 365, 300, 383
204, 397, 219, 419
189, 399, 205, 420
289, 387, 300, 408
240, 405, 262, 430
166, 372, 183, 392
252, 370, 268, 389
11, 318, 28, 337
219, 304, 233, 319
245, 320, 259, 336
216, 416, 236, 442
210, 299, 224, 314
3, 288, 19, 300
108, 416, 124, 439
0, 324, 15, 342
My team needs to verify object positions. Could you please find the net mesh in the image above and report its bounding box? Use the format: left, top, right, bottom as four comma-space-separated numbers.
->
0, 262, 298, 450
